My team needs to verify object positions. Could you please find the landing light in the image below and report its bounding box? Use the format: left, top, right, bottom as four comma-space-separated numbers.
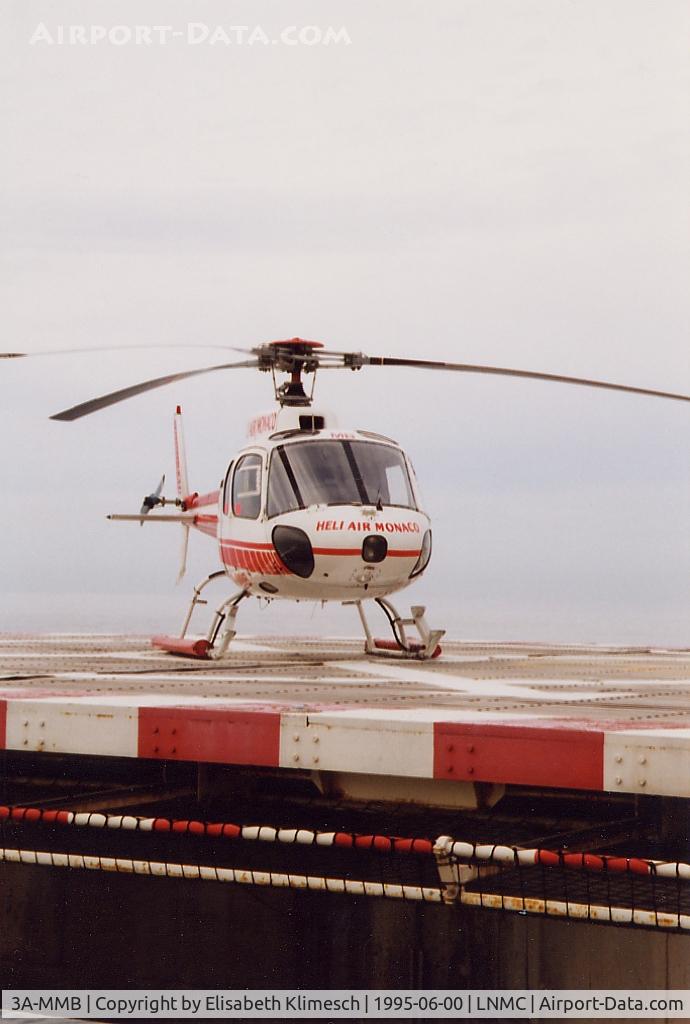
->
362, 535, 388, 564
272, 525, 315, 578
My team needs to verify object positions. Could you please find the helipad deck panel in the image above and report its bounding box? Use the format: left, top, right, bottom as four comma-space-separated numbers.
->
1, 634, 689, 797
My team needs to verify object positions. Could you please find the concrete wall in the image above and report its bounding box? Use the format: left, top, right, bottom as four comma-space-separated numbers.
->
1, 864, 688, 1007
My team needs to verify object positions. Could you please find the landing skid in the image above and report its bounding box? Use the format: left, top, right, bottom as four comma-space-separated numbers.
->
152, 571, 248, 660
151, 576, 444, 661
355, 598, 444, 660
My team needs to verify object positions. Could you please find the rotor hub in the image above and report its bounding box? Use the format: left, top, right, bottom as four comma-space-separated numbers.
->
258, 338, 325, 406
259, 338, 324, 374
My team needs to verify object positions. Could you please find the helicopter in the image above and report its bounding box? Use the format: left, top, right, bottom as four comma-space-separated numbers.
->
4, 337, 690, 660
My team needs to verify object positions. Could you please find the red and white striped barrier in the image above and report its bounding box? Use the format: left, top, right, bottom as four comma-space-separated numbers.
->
0, 805, 433, 854
434, 837, 690, 880
1, 690, 690, 797
3, 804, 689, 928
4, 804, 690, 883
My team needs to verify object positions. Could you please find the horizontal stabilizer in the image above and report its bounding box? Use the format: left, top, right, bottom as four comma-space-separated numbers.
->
107, 513, 196, 523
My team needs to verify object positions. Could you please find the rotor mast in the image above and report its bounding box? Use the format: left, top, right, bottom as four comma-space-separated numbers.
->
263, 338, 324, 407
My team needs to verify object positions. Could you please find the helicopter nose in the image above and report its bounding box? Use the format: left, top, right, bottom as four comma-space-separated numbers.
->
362, 535, 387, 563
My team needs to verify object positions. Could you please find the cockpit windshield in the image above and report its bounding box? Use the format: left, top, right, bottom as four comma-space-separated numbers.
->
267, 440, 416, 517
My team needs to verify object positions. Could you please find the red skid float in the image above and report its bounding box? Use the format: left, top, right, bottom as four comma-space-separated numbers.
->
371, 638, 442, 659
151, 635, 211, 659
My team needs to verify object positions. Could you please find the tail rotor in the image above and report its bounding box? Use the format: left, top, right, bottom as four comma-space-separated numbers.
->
139, 474, 166, 522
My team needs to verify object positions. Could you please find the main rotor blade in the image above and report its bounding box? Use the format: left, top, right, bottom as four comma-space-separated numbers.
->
363, 356, 690, 404
50, 360, 259, 420
2, 344, 253, 358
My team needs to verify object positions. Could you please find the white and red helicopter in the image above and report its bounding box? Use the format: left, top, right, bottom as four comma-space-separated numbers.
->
6, 338, 690, 659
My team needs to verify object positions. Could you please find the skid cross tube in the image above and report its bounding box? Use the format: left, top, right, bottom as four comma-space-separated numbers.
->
179, 570, 227, 637
205, 589, 248, 659
153, 572, 247, 659
355, 598, 444, 659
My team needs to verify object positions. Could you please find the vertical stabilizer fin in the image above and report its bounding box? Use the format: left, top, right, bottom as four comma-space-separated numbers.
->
174, 406, 191, 581
173, 405, 190, 500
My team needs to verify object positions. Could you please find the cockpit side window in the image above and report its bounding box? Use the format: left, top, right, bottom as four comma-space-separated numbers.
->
267, 450, 301, 518
222, 461, 234, 516
232, 454, 263, 519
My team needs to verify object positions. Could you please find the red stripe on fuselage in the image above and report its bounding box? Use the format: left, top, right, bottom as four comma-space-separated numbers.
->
220, 543, 289, 575
312, 547, 420, 557
193, 514, 218, 538
219, 539, 420, 575
221, 539, 274, 550
188, 490, 219, 509
221, 539, 418, 556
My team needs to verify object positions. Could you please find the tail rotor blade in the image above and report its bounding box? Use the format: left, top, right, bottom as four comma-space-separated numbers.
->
140, 474, 166, 518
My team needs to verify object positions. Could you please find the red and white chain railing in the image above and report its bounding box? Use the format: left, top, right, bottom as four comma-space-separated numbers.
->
1, 805, 688, 928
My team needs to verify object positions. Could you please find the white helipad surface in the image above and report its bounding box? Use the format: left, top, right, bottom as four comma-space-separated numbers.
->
1, 634, 689, 797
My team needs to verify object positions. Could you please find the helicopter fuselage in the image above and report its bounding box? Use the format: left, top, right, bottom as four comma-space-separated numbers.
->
189, 413, 432, 604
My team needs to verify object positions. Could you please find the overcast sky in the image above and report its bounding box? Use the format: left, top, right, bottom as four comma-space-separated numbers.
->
1, 0, 688, 645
